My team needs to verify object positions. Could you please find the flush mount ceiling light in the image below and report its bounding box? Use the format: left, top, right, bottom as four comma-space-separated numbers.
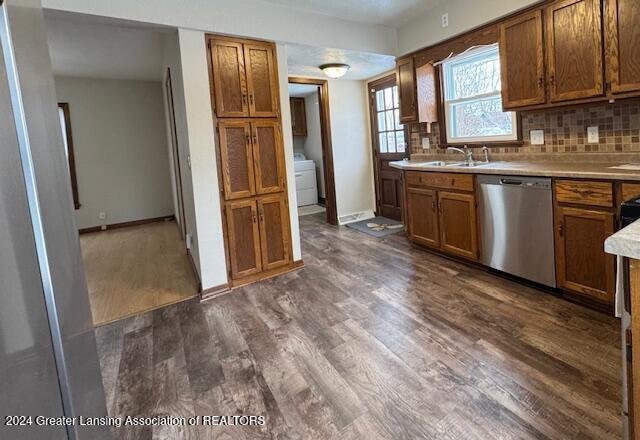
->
319, 63, 350, 79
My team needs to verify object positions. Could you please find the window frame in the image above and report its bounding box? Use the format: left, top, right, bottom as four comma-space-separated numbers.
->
58, 102, 81, 210
440, 45, 519, 145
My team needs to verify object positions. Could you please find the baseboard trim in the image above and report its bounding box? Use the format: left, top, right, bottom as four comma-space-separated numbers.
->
78, 215, 175, 234
200, 283, 231, 301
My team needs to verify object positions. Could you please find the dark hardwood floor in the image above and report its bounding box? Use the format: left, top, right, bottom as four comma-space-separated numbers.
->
96, 212, 622, 439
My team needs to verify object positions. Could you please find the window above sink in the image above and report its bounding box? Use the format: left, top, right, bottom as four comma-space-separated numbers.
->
442, 45, 518, 144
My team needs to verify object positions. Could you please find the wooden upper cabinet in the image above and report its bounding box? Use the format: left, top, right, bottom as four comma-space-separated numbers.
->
416, 62, 438, 125
545, 0, 604, 102
605, 0, 640, 94
406, 187, 440, 248
290, 97, 307, 136
396, 57, 418, 123
555, 206, 615, 303
499, 9, 546, 108
226, 199, 262, 279
252, 120, 285, 195
438, 191, 478, 261
244, 43, 279, 117
210, 40, 249, 117
218, 120, 255, 200
257, 195, 291, 271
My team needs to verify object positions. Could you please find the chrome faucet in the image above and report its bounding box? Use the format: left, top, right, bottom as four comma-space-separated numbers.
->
447, 145, 474, 164
482, 145, 490, 163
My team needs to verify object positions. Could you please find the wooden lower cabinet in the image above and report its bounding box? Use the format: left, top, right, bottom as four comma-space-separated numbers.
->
225, 199, 262, 279
438, 191, 478, 260
406, 187, 439, 248
226, 194, 291, 282
555, 205, 616, 303
257, 195, 291, 271
405, 172, 478, 261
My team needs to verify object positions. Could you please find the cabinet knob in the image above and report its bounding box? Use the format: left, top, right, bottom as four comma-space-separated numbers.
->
558, 222, 564, 237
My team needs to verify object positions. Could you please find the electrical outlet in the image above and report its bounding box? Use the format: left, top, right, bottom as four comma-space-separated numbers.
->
98, 211, 106, 220
441, 13, 449, 28
421, 137, 430, 149
587, 126, 599, 143
530, 129, 545, 145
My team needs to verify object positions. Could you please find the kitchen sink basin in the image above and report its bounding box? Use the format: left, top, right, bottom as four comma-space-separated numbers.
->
445, 162, 491, 167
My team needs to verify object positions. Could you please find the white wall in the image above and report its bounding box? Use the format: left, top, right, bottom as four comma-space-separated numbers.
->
327, 79, 376, 222
42, 0, 397, 56
398, 0, 539, 55
54, 76, 174, 230
302, 93, 325, 199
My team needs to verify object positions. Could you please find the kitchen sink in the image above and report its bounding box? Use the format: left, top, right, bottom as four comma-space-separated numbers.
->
445, 162, 490, 167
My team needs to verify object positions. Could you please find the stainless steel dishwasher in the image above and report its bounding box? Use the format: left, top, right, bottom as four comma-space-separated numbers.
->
477, 175, 556, 287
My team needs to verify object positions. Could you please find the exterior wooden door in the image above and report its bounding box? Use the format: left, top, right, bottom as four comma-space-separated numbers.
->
210, 40, 249, 117
251, 120, 285, 195
545, 0, 604, 102
257, 195, 290, 271
244, 43, 279, 117
555, 206, 615, 303
499, 9, 546, 108
396, 57, 417, 123
218, 120, 255, 200
406, 187, 440, 248
369, 75, 406, 221
438, 191, 478, 260
225, 200, 262, 279
605, 0, 640, 94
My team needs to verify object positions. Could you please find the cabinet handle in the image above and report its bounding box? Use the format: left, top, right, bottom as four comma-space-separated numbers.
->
252, 212, 257, 223
558, 222, 564, 237
249, 93, 254, 105
253, 135, 258, 145
431, 201, 436, 212
538, 77, 544, 88
242, 93, 248, 105
259, 210, 264, 222
246, 134, 251, 145
549, 75, 555, 86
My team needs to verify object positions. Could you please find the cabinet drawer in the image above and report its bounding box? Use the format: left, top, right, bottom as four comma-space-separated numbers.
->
406, 171, 474, 192
555, 180, 613, 207
621, 183, 640, 202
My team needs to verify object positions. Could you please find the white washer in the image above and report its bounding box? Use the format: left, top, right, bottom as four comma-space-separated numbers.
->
294, 159, 318, 206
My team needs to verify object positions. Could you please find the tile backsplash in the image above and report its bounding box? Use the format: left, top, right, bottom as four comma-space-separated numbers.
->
409, 99, 640, 160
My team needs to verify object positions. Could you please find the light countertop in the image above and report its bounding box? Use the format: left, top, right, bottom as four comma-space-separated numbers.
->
389, 160, 640, 181
606, 219, 640, 259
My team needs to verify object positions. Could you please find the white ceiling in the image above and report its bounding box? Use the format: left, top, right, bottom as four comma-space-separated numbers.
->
44, 12, 170, 81
286, 43, 395, 81
258, 0, 444, 26
288, 83, 319, 98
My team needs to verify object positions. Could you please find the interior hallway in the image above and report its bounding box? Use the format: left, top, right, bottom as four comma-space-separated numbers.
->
81, 220, 198, 325
96, 213, 621, 439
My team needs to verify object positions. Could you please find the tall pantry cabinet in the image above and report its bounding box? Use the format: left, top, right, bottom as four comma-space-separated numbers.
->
207, 35, 294, 287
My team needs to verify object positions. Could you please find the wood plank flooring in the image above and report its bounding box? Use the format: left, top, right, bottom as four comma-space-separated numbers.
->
81, 220, 198, 326
96, 213, 622, 439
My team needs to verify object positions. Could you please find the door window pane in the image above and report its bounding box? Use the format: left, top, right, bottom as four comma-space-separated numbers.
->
377, 112, 386, 132
393, 86, 399, 108
376, 90, 384, 111
385, 110, 395, 131
379, 133, 388, 153
396, 130, 405, 152
384, 87, 393, 110
387, 132, 396, 152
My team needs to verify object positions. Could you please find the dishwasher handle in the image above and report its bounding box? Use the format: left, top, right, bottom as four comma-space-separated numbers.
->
499, 178, 524, 186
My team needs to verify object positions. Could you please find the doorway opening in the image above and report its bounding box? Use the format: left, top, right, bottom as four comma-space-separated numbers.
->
368, 74, 407, 222
287, 77, 338, 226
46, 14, 198, 326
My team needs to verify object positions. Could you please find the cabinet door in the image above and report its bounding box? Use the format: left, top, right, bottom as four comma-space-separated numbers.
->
555, 206, 615, 303
396, 57, 417, 123
438, 191, 478, 260
406, 187, 439, 248
605, 0, 640, 94
251, 120, 285, 194
499, 9, 546, 108
218, 120, 255, 200
226, 200, 262, 279
244, 43, 279, 117
210, 40, 249, 117
290, 97, 307, 136
416, 62, 438, 124
545, 0, 604, 102
257, 195, 291, 271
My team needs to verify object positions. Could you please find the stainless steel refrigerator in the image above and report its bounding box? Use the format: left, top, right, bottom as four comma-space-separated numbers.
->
0, 0, 109, 439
